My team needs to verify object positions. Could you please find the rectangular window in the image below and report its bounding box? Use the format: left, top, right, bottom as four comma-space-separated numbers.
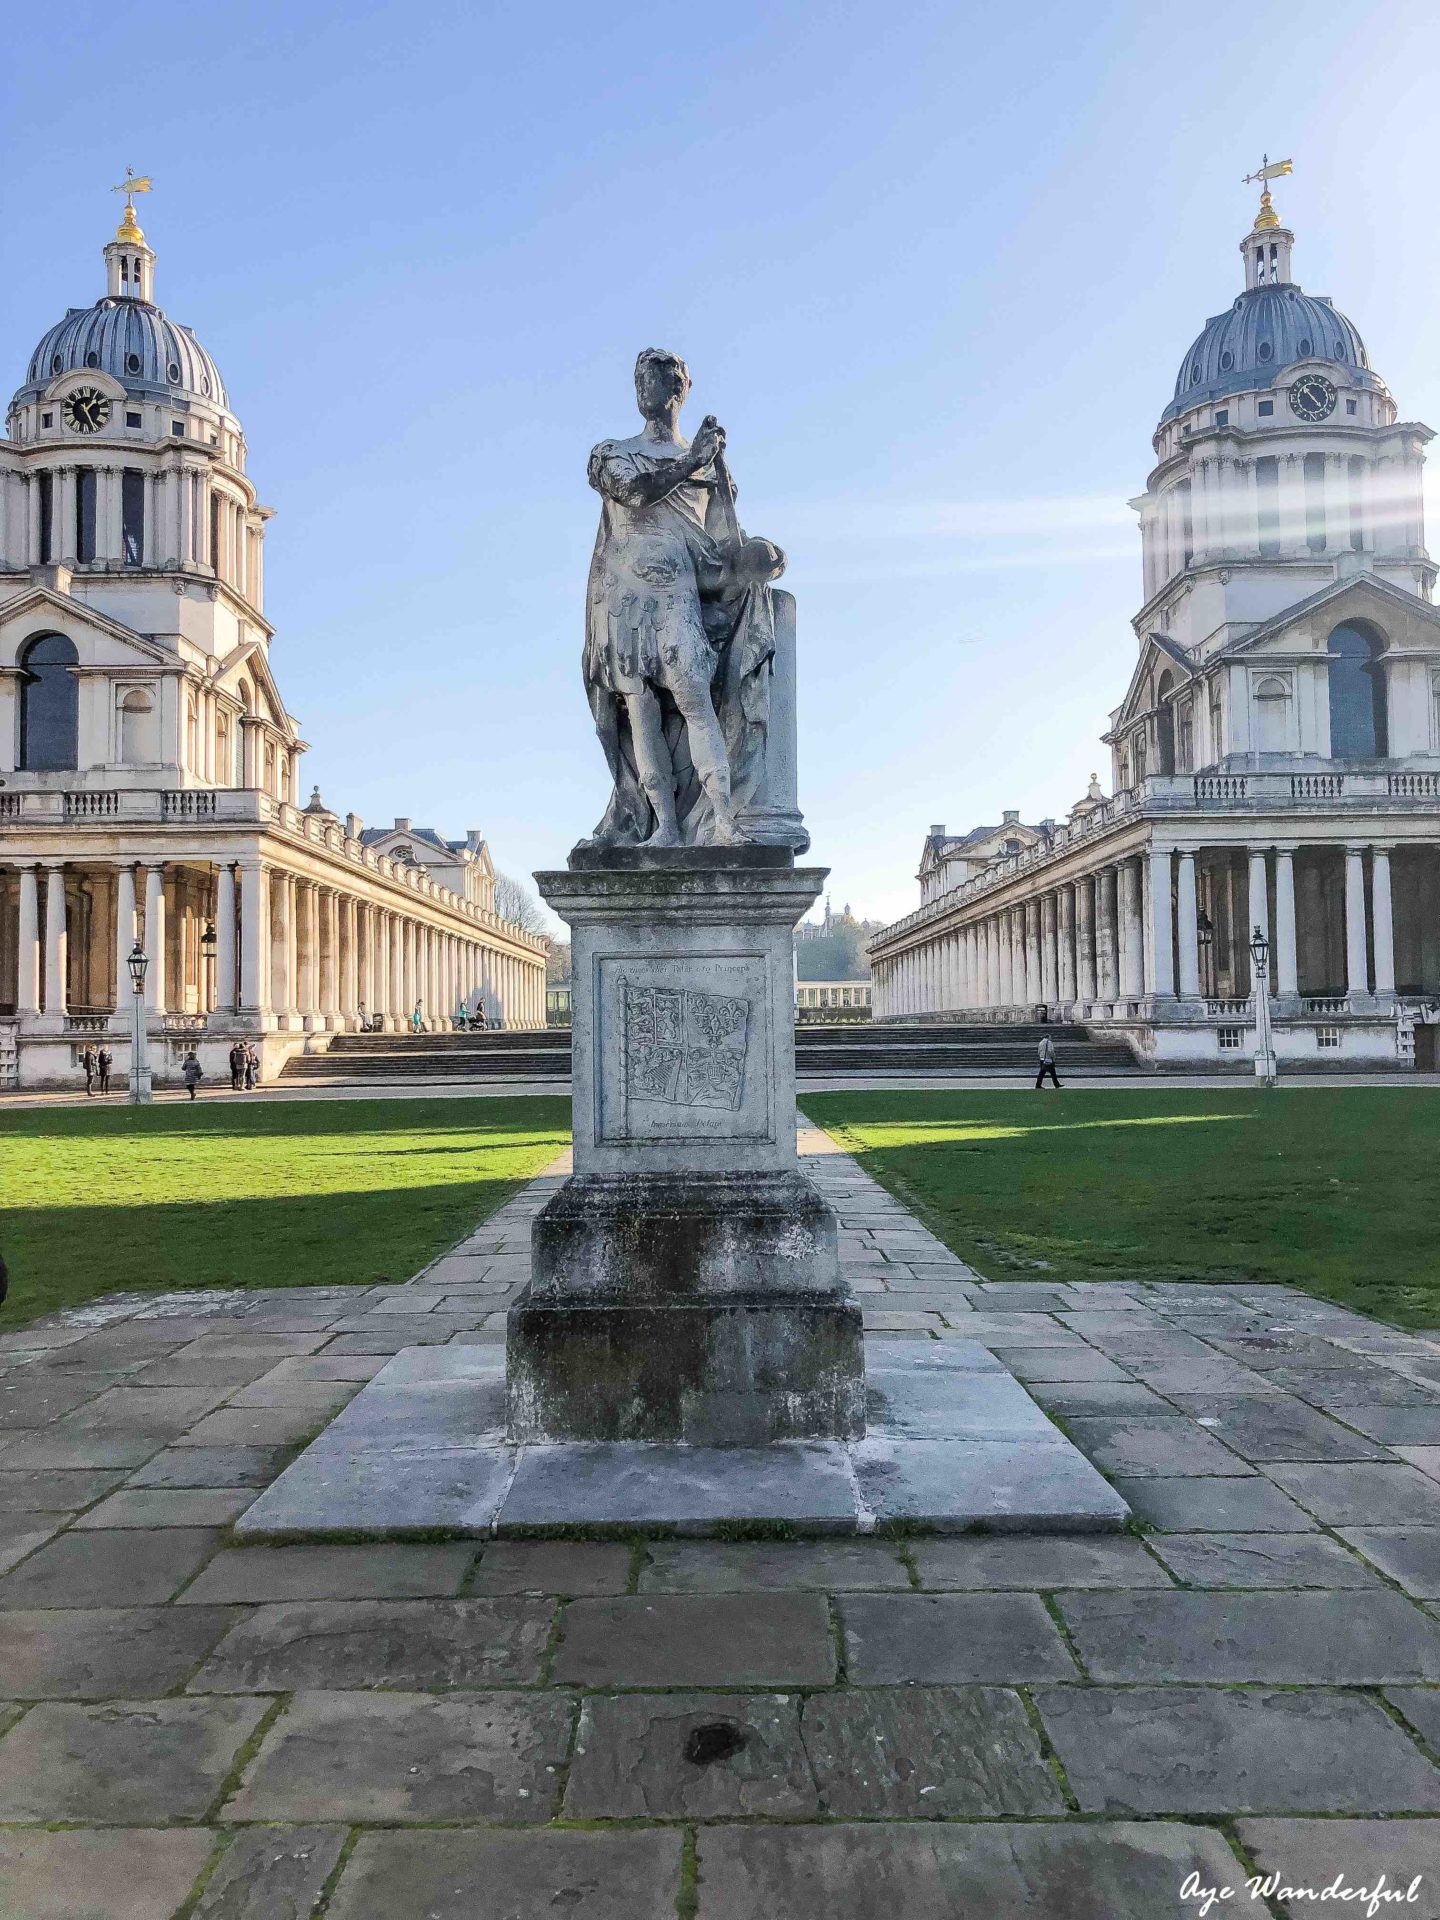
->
122, 469, 145, 566
1218, 1026, 1245, 1051
1304, 451, 1327, 553
1346, 399, 1357, 415
37, 471, 53, 561
171, 419, 185, 437
1257, 399, 1274, 418
1316, 1026, 1342, 1049
41, 410, 53, 429
1255, 456, 1280, 556
75, 468, 97, 565
126, 410, 142, 429
1348, 456, 1365, 554
209, 491, 222, 578
1215, 409, 1229, 427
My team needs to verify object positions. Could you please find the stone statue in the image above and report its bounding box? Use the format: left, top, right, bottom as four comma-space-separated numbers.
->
583, 349, 787, 848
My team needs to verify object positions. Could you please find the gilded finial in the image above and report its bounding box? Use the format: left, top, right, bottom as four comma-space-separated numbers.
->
1242, 154, 1292, 231
110, 167, 152, 244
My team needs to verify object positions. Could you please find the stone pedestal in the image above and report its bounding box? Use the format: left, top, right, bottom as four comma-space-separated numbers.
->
507, 846, 865, 1446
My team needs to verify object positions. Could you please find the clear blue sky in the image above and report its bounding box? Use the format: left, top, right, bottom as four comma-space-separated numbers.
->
5, 0, 1438, 927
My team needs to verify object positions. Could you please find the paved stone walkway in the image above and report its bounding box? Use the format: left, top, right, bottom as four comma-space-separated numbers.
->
1, 1132, 1439, 1916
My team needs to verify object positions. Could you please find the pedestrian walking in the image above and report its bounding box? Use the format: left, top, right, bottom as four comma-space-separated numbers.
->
81, 1045, 98, 1096
411, 1000, 424, 1033
182, 1050, 203, 1100
244, 1044, 259, 1089
1035, 1032, 1062, 1090
97, 1046, 112, 1094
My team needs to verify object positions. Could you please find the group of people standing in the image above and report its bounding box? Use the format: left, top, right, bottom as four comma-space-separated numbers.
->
78, 1045, 114, 1096
226, 1043, 261, 1092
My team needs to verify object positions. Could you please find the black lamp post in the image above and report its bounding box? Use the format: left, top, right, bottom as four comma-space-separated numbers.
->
1249, 924, 1276, 1085
200, 918, 217, 1014
1196, 909, 1214, 999
126, 941, 152, 1104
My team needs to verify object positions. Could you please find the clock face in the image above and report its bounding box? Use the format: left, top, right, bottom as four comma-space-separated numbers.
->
1288, 374, 1337, 423
62, 388, 111, 434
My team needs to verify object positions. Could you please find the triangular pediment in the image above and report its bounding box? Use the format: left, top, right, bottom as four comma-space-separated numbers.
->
211, 638, 296, 738
0, 584, 173, 668
1114, 631, 1198, 728
1220, 574, 1440, 659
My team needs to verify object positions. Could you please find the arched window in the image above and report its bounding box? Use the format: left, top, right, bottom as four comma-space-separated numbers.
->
18, 633, 79, 770
1254, 675, 1291, 753
1177, 702, 1195, 772
119, 688, 156, 764
1328, 623, 1388, 758
1156, 670, 1176, 775
216, 711, 232, 782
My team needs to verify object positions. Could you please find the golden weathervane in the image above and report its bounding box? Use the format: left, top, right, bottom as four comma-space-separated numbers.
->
1242, 154, 1292, 231
111, 167, 153, 242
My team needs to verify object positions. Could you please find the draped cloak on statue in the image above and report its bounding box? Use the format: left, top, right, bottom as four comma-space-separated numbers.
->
582, 434, 775, 846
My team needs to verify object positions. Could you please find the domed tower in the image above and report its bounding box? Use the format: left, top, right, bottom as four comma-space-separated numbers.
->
1, 180, 271, 643
1132, 175, 1434, 660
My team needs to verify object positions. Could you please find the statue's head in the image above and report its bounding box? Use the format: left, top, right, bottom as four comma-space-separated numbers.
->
634, 348, 691, 419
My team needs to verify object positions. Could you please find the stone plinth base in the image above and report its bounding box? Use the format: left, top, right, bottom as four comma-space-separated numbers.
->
236, 1340, 1131, 1540
507, 1171, 864, 1445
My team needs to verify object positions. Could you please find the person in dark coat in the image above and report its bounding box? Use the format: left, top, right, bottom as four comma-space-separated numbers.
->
81, 1045, 98, 1096
97, 1046, 113, 1094
1035, 1032, 1062, 1090
244, 1044, 259, 1090
181, 1051, 202, 1100
228, 1042, 245, 1091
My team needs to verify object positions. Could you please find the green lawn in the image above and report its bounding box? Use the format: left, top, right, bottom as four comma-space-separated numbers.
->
0, 1096, 571, 1329
806, 1088, 1440, 1329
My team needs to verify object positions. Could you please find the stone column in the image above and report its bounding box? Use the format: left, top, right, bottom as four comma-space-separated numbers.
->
239, 862, 267, 1013
272, 872, 295, 1025
1076, 877, 1097, 1004
15, 863, 40, 1014
321, 889, 340, 1026
390, 914, 404, 1026
1147, 848, 1175, 998
1056, 886, 1076, 1008
143, 864, 166, 1014
55, 467, 75, 564
342, 896, 359, 1024
1118, 860, 1143, 998
996, 913, 1011, 1007
1176, 852, 1201, 998
40, 866, 67, 1016
113, 864, 137, 1012
1096, 867, 1118, 1002
1274, 850, 1299, 998
1040, 893, 1059, 1006
1247, 850, 1270, 993
1372, 848, 1395, 997
215, 862, 237, 1011
1345, 847, 1369, 1000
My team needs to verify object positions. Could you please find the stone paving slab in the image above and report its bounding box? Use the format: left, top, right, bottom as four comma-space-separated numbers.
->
1338, 1527, 1440, 1598
0, 1695, 269, 1821
840, 1591, 1078, 1683
637, 1539, 909, 1592
0, 1606, 241, 1698
327, 1829, 684, 1920
1035, 1684, 1440, 1813
227, 1689, 573, 1822
553, 1593, 836, 1688
191, 1826, 348, 1920
1236, 1820, 1440, 1920
564, 1692, 816, 1819
180, 1542, 476, 1603
692, 1821, 1254, 1920
0, 1828, 220, 1920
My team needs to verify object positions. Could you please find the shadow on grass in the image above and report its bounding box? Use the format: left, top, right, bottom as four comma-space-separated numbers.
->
0, 1177, 537, 1329
805, 1086, 1440, 1329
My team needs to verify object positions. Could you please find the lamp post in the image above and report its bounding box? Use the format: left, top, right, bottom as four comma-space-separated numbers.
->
1250, 924, 1277, 1085
1196, 909, 1214, 1001
126, 940, 152, 1105
200, 918, 217, 1013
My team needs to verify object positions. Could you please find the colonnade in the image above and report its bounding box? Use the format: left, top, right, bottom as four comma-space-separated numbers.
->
0, 856, 546, 1031
872, 839, 1409, 1020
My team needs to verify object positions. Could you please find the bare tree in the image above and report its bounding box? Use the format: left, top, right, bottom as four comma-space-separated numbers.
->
494, 871, 547, 934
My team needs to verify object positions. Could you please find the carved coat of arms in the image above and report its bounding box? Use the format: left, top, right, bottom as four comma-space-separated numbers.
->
624, 981, 749, 1111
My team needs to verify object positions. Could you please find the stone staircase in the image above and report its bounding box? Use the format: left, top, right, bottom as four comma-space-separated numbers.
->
280, 1021, 1142, 1084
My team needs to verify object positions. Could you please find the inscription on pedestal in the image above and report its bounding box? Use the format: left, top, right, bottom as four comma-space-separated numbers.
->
596, 953, 771, 1145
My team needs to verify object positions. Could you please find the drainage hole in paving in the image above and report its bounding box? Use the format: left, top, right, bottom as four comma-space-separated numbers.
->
685, 1721, 748, 1767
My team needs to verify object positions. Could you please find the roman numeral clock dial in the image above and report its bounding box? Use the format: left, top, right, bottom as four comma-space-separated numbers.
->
61, 387, 110, 433
1287, 374, 1337, 423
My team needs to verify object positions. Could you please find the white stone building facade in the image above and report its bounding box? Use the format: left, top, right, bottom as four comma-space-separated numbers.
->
869, 187, 1440, 1067
0, 198, 545, 1087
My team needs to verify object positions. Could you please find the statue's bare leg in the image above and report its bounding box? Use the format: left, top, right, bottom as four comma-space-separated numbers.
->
671, 672, 748, 845
624, 688, 681, 846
